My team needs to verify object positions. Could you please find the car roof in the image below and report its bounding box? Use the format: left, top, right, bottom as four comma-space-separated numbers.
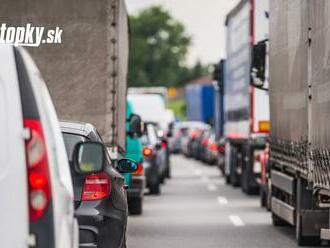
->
60, 120, 96, 137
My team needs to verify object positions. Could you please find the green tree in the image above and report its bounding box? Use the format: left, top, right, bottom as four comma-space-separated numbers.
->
128, 6, 207, 87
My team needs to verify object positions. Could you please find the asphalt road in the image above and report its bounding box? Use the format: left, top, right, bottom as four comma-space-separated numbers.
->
127, 155, 320, 248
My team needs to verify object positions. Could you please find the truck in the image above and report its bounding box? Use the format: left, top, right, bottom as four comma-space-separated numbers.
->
185, 84, 215, 124
223, 0, 269, 194
223, 0, 270, 194
2, 0, 129, 158
267, 0, 330, 245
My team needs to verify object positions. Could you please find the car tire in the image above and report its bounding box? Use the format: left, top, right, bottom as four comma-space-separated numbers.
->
129, 198, 143, 215
165, 165, 171, 179
121, 234, 127, 248
225, 175, 231, 184
149, 183, 160, 195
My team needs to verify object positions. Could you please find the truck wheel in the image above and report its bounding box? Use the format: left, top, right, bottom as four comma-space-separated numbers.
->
272, 213, 288, 226
260, 186, 266, 207
149, 183, 160, 195
129, 198, 143, 215
230, 147, 240, 187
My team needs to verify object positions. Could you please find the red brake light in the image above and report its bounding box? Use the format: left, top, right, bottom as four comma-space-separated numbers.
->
143, 147, 153, 157
161, 140, 167, 149
202, 139, 209, 146
24, 119, 51, 222
82, 173, 110, 201
190, 130, 197, 139
134, 163, 144, 176
209, 143, 218, 151
218, 145, 225, 155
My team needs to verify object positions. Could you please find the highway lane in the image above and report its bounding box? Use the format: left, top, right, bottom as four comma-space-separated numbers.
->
127, 155, 320, 248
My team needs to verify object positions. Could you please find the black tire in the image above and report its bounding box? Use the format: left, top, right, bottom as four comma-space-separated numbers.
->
128, 198, 143, 215
225, 174, 231, 184
260, 187, 267, 207
165, 165, 171, 179
149, 183, 160, 195
230, 147, 240, 187
159, 174, 165, 184
121, 234, 127, 248
272, 213, 289, 226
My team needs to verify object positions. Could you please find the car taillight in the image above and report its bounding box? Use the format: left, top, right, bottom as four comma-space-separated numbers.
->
209, 143, 218, 151
218, 145, 225, 155
134, 163, 144, 176
143, 147, 153, 157
202, 139, 209, 146
81, 173, 110, 201
24, 119, 51, 222
161, 140, 167, 149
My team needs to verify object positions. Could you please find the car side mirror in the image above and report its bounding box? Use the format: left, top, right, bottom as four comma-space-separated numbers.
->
73, 141, 105, 174
128, 114, 143, 138
117, 158, 138, 173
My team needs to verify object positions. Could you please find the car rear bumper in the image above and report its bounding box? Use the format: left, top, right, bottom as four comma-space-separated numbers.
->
77, 210, 127, 248
144, 161, 160, 187
127, 175, 146, 199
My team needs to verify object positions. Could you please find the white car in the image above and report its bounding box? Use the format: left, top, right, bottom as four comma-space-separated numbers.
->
0, 45, 78, 248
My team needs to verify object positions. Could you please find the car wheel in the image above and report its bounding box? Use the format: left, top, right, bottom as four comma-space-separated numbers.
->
165, 165, 171, 178
121, 234, 127, 248
149, 182, 160, 195
129, 198, 143, 215
159, 174, 165, 184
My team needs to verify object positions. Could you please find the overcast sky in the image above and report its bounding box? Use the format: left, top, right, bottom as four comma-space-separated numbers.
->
126, 0, 239, 66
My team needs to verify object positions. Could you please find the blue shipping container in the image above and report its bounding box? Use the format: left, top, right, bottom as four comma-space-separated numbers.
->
186, 84, 214, 124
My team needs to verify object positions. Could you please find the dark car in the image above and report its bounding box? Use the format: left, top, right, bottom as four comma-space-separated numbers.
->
168, 122, 190, 153
141, 122, 167, 194
60, 121, 136, 248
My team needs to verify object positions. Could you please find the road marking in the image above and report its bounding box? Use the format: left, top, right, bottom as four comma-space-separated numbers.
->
194, 169, 201, 176
229, 215, 245, 226
201, 175, 209, 182
207, 184, 218, 192
217, 196, 228, 205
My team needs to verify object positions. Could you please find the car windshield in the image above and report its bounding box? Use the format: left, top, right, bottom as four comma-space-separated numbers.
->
62, 133, 85, 161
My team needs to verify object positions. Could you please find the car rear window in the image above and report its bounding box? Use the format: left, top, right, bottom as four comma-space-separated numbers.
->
62, 133, 85, 161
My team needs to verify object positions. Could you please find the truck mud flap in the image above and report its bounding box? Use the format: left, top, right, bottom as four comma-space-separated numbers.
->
271, 197, 295, 225
271, 170, 294, 195
299, 210, 328, 237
